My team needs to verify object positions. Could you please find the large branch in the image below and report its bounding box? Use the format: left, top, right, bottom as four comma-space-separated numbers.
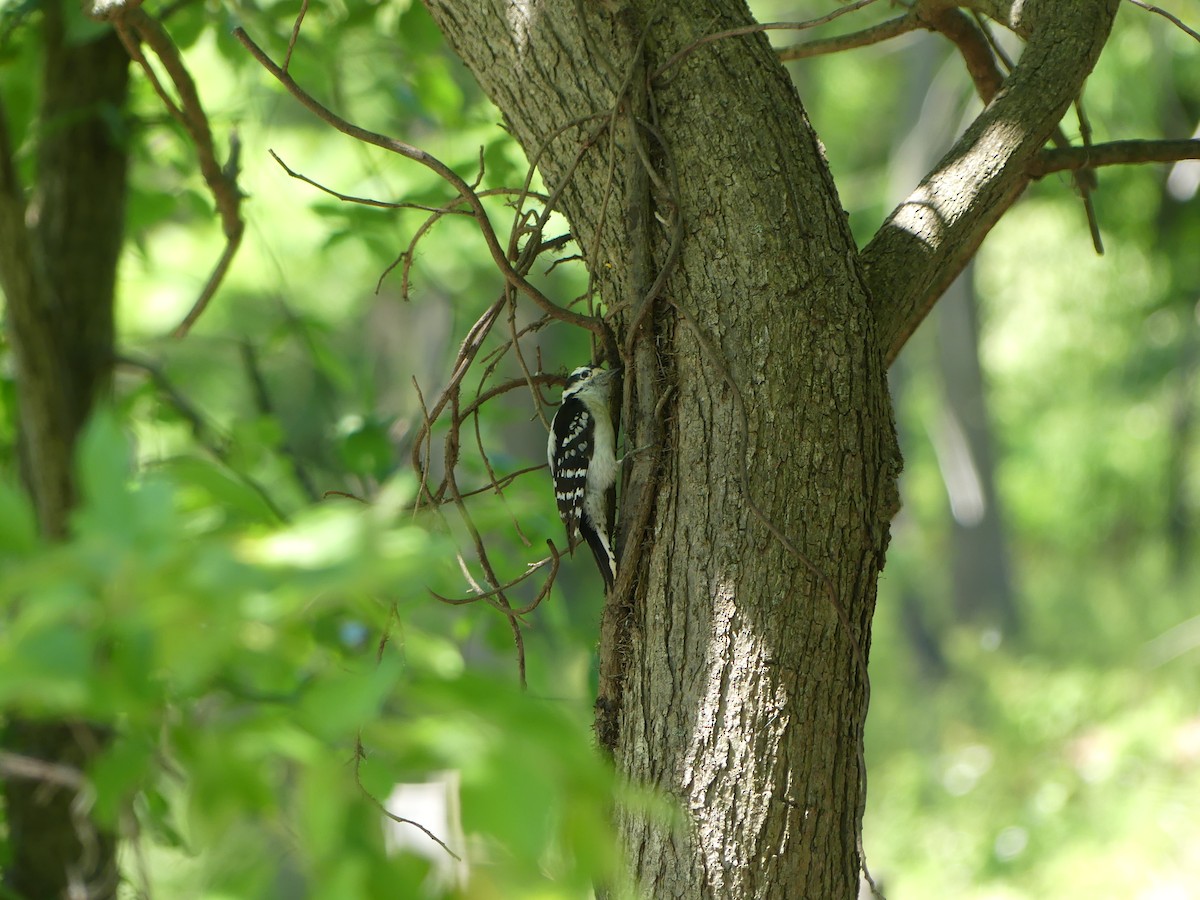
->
864, 0, 1121, 365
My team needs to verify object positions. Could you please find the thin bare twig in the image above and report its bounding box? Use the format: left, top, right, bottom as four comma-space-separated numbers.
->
652, 0, 882, 81
1074, 97, 1104, 254
469, 379, 533, 546
0, 751, 87, 789
107, 8, 244, 338
1031, 138, 1200, 176
1125, 0, 1200, 43
353, 740, 462, 862
777, 12, 915, 61
234, 27, 606, 338
444, 391, 529, 687
925, 8, 1004, 101
408, 298, 505, 499
411, 377, 438, 511
456, 463, 547, 500
285, 0, 310, 72
431, 540, 559, 614
271, 149, 471, 213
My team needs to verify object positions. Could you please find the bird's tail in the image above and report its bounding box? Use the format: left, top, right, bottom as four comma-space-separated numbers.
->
581, 520, 616, 589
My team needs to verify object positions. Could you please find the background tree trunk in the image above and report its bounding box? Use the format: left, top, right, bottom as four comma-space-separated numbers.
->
935, 270, 1019, 635
423, 3, 899, 896
0, 3, 129, 896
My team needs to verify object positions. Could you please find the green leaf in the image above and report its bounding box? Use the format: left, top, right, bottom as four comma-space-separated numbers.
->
338, 419, 396, 481
0, 619, 93, 713
298, 653, 404, 742
139, 786, 187, 850
63, 2, 110, 45
165, 456, 281, 524
0, 477, 38, 556
74, 408, 134, 536
90, 733, 156, 825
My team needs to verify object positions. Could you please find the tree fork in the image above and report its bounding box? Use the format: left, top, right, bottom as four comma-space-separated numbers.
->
424, 2, 899, 896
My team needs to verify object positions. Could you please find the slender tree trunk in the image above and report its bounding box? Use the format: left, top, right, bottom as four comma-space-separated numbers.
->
0, 3, 129, 895
936, 270, 1019, 636
423, 3, 898, 896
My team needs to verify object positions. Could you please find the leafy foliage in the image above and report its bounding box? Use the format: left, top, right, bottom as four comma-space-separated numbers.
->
0, 408, 618, 897
1, 3, 614, 896
2, 0, 1199, 896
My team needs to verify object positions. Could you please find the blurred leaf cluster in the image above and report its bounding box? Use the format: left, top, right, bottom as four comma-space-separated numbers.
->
1, 2, 612, 897
2, 0, 1198, 896
0, 407, 618, 898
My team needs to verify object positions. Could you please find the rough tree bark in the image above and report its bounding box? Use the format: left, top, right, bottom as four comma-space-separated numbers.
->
421, 0, 1120, 897
426, 3, 893, 895
0, 3, 129, 896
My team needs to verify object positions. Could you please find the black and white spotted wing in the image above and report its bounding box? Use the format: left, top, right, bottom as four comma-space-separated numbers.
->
548, 395, 596, 547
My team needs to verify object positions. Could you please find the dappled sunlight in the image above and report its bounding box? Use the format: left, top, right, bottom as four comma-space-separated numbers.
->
890, 118, 1028, 251
3, 0, 1196, 894
680, 573, 792, 881
890, 191, 947, 251
506, 0, 538, 55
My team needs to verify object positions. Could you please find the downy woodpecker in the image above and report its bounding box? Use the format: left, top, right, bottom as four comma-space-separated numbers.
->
547, 365, 620, 588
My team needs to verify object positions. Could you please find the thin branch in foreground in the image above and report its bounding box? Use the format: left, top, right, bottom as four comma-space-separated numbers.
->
270, 149, 471, 213
1030, 139, 1200, 177
171, 218, 242, 338
925, 8, 1004, 102
233, 27, 606, 339
443, 391, 529, 688
284, 0, 310, 71
105, 7, 244, 338
1073, 97, 1104, 254
652, 0, 882, 80
0, 751, 87, 789
353, 738, 463, 862
1125, 0, 1200, 44
430, 540, 560, 617
455, 463, 547, 501
777, 12, 916, 61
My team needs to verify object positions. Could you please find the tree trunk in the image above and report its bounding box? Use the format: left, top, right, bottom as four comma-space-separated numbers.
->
423, 3, 898, 896
422, 0, 1120, 895
0, 3, 129, 895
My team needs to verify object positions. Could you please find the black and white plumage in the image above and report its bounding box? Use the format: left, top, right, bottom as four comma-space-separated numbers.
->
547, 365, 620, 588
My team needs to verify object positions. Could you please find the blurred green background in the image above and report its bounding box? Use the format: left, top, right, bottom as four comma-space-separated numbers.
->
1, 1, 1197, 897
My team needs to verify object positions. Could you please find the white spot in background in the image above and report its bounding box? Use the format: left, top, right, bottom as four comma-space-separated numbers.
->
994, 825, 1028, 861
931, 407, 986, 527
1166, 123, 1200, 202
941, 744, 993, 796
384, 772, 467, 892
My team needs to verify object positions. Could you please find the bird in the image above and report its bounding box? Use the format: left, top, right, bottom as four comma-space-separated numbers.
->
547, 365, 621, 588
